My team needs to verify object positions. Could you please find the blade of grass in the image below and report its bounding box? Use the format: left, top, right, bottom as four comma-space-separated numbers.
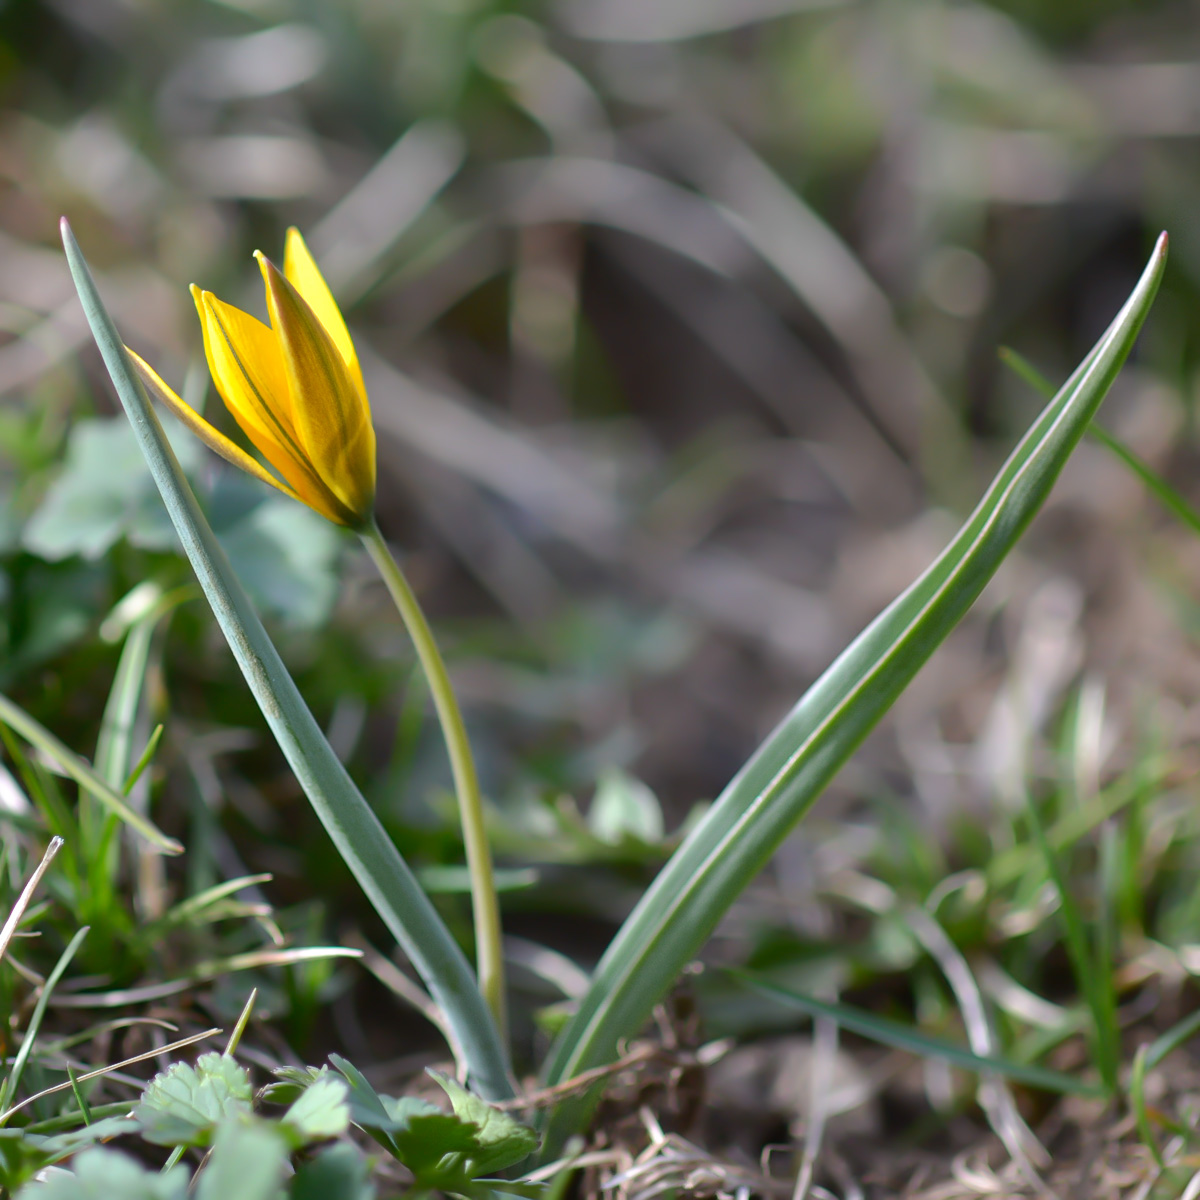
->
1131, 1044, 1164, 1170
987, 758, 1169, 889
94, 584, 186, 791
1026, 682, 1121, 1097
66, 1066, 92, 1126
224, 987, 258, 1057
1146, 1008, 1200, 1069
147, 874, 273, 936
122, 725, 163, 795
0, 694, 179, 855
1020, 784, 1119, 1094
26, 1101, 143, 1133
1090, 424, 1200, 537
0, 925, 89, 1119
1096, 822, 1121, 1081
540, 235, 1166, 1150
0, 735, 79, 889
727, 970, 1104, 1097
88, 584, 190, 914
60, 219, 512, 1100
1000, 345, 1200, 537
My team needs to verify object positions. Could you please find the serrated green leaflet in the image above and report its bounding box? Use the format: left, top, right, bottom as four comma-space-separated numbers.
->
727, 970, 1104, 1097
290, 1144, 374, 1200
14, 1148, 188, 1200
432, 1073, 539, 1174
60, 220, 511, 1102
195, 1121, 287, 1200
261, 1066, 326, 1108
0, 1117, 140, 1195
540, 235, 1167, 1151
328, 1054, 407, 1158
281, 1076, 351, 1148
135, 1053, 253, 1147
330, 1054, 537, 1193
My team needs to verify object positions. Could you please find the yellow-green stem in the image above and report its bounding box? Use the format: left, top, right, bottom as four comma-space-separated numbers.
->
361, 519, 506, 1037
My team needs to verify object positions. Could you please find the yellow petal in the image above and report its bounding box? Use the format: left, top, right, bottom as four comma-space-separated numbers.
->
191, 286, 351, 523
192, 284, 297, 447
125, 346, 301, 503
283, 227, 367, 401
257, 253, 376, 525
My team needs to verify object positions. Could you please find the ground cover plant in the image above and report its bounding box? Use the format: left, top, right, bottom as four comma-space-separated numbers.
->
6, 1, 1200, 1198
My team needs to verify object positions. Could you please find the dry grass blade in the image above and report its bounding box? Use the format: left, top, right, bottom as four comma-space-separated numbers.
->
0, 836, 63, 966
904, 904, 1049, 1187
48, 946, 362, 1008
346, 930, 458, 1052
309, 119, 464, 298
792, 1003, 838, 1200
559, 0, 846, 42
0, 1026, 222, 1123
603, 1109, 795, 1200
645, 113, 954, 468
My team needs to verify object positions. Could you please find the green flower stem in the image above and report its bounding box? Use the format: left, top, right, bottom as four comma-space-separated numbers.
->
361, 518, 506, 1037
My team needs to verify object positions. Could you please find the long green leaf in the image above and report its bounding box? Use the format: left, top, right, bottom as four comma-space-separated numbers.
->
540, 235, 1167, 1149
728, 970, 1103, 1097
60, 220, 512, 1101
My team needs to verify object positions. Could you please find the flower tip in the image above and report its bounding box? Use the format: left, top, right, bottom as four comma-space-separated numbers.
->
189, 283, 211, 322
253, 248, 282, 281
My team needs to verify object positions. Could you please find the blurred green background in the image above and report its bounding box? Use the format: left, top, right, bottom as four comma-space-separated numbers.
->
4, 0, 1200, 1091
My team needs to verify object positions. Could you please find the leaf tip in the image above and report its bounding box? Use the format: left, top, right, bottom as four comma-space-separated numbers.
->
59, 216, 77, 256
59, 216, 82, 259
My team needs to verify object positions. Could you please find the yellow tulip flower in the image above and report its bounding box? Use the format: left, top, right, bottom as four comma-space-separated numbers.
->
127, 227, 504, 1030
128, 228, 376, 528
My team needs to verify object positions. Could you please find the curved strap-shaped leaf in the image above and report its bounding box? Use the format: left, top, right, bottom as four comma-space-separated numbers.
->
541, 235, 1167, 1150
60, 220, 512, 1102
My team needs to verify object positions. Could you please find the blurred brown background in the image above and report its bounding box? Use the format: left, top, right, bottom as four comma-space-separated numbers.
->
3, 0, 1200, 861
